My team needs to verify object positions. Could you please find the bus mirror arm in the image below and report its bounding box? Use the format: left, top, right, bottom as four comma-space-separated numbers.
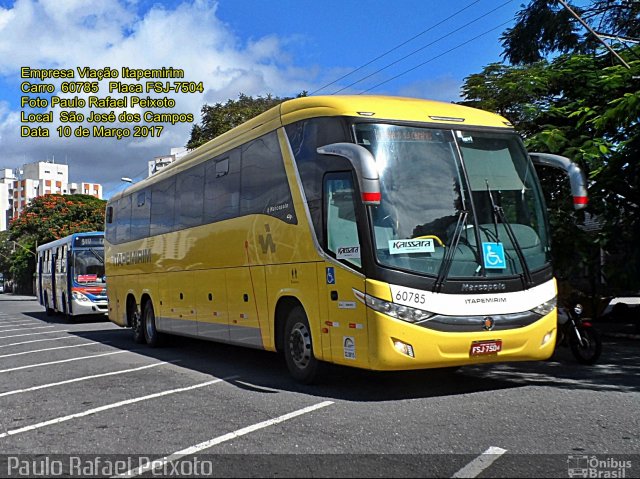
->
530, 152, 588, 210
317, 143, 381, 205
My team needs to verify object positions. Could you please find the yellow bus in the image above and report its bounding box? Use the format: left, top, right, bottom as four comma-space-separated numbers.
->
104, 95, 587, 383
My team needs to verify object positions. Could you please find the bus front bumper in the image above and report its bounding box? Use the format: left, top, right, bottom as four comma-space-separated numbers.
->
72, 298, 109, 316
366, 309, 557, 371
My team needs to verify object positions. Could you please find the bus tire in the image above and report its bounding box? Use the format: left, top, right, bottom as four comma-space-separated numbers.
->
130, 305, 145, 344
284, 306, 323, 384
142, 301, 163, 348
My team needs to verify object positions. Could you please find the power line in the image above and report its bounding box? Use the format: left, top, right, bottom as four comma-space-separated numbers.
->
359, 19, 513, 94
309, 0, 481, 95
331, 0, 514, 94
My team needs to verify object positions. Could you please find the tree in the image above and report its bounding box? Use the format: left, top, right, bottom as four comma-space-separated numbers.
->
7, 194, 106, 293
501, 0, 640, 64
186, 92, 307, 149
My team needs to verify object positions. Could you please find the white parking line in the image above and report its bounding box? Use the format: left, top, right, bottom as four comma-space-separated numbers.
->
0, 377, 229, 439
0, 336, 76, 349
0, 322, 41, 329
0, 330, 70, 340
0, 342, 99, 359
0, 320, 39, 326
0, 362, 171, 398
0, 351, 126, 374
0, 326, 56, 333
119, 401, 335, 477
452, 446, 507, 478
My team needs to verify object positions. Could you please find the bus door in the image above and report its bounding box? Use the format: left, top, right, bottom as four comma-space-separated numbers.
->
37, 254, 44, 305
322, 173, 368, 366
51, 251, 57, 310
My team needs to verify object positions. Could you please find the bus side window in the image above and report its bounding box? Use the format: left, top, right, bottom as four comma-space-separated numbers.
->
324, 172, 361, 268
175, 163, 205, 230
204, 150, 241, 224
150, 177, 176, 235
116, 195, 132, 244
131, 190, 151, 240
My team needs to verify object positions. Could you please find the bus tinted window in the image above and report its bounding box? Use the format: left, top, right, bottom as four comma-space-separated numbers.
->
150, 178, 176, 235
115, 195, 132, 244
131, 190, 150, 240
176, 164, 205, 229
241, 131, 296, 224
204, 151, 240, 223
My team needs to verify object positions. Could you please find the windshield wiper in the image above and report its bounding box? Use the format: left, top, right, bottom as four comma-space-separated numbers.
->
434, 210, 469, 293
485, 181, 533, 288
89, 248, 104, 265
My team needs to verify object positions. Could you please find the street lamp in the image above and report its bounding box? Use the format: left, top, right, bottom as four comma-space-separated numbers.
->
12, 241, 36, 257
121, 177, 133, 183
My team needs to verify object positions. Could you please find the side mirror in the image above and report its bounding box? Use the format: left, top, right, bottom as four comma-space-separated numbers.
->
317, 143, 381, 205
530, 153, 588, 210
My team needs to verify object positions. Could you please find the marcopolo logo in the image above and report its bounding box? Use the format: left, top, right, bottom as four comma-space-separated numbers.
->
567, 455, 632, 478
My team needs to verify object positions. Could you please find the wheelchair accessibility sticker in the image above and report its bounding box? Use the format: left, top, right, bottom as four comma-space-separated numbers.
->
482, 242, 506, 269
326, 267, 336, 284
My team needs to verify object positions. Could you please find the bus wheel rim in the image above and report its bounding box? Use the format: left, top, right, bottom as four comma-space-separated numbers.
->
289, 321, 311, 369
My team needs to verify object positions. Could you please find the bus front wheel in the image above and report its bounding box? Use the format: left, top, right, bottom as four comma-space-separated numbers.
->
284, 306, 322, 384
142, 301, 162, 348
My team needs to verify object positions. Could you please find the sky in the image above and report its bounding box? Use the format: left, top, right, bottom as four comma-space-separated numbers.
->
0, 0, 527, 197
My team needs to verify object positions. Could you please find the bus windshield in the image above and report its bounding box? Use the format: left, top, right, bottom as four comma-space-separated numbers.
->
354, 123, 550, 279
73, 249, 106, 284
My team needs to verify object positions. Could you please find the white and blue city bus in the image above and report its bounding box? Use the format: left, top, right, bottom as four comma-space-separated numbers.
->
36, 232, 107, 319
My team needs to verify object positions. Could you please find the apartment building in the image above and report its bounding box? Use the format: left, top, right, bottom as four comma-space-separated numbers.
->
0, 161, 102, 230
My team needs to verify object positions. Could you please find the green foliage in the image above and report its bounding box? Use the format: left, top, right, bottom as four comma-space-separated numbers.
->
6, 194, 106, 293
501, 0, 640, 65
461, 47, 640, 295
186, 92, 307, 149
0, 231, 12, 278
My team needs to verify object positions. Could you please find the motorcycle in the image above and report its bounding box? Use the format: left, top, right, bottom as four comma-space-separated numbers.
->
556, 303, 603, 365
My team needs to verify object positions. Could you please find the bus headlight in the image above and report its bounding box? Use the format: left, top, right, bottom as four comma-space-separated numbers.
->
72, 291, 91, 302
530, 297, 557, 316
356, 291, 434, 323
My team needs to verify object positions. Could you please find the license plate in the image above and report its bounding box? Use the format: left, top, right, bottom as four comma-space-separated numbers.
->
469, 340, 502, 357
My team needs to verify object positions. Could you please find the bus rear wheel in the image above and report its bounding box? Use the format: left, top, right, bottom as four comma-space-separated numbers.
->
142, 301, 163, 347
130, 304, 145, 344
284, 306, 322, 384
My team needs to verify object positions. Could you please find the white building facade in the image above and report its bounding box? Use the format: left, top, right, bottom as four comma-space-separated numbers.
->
148, 147, 188, 177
